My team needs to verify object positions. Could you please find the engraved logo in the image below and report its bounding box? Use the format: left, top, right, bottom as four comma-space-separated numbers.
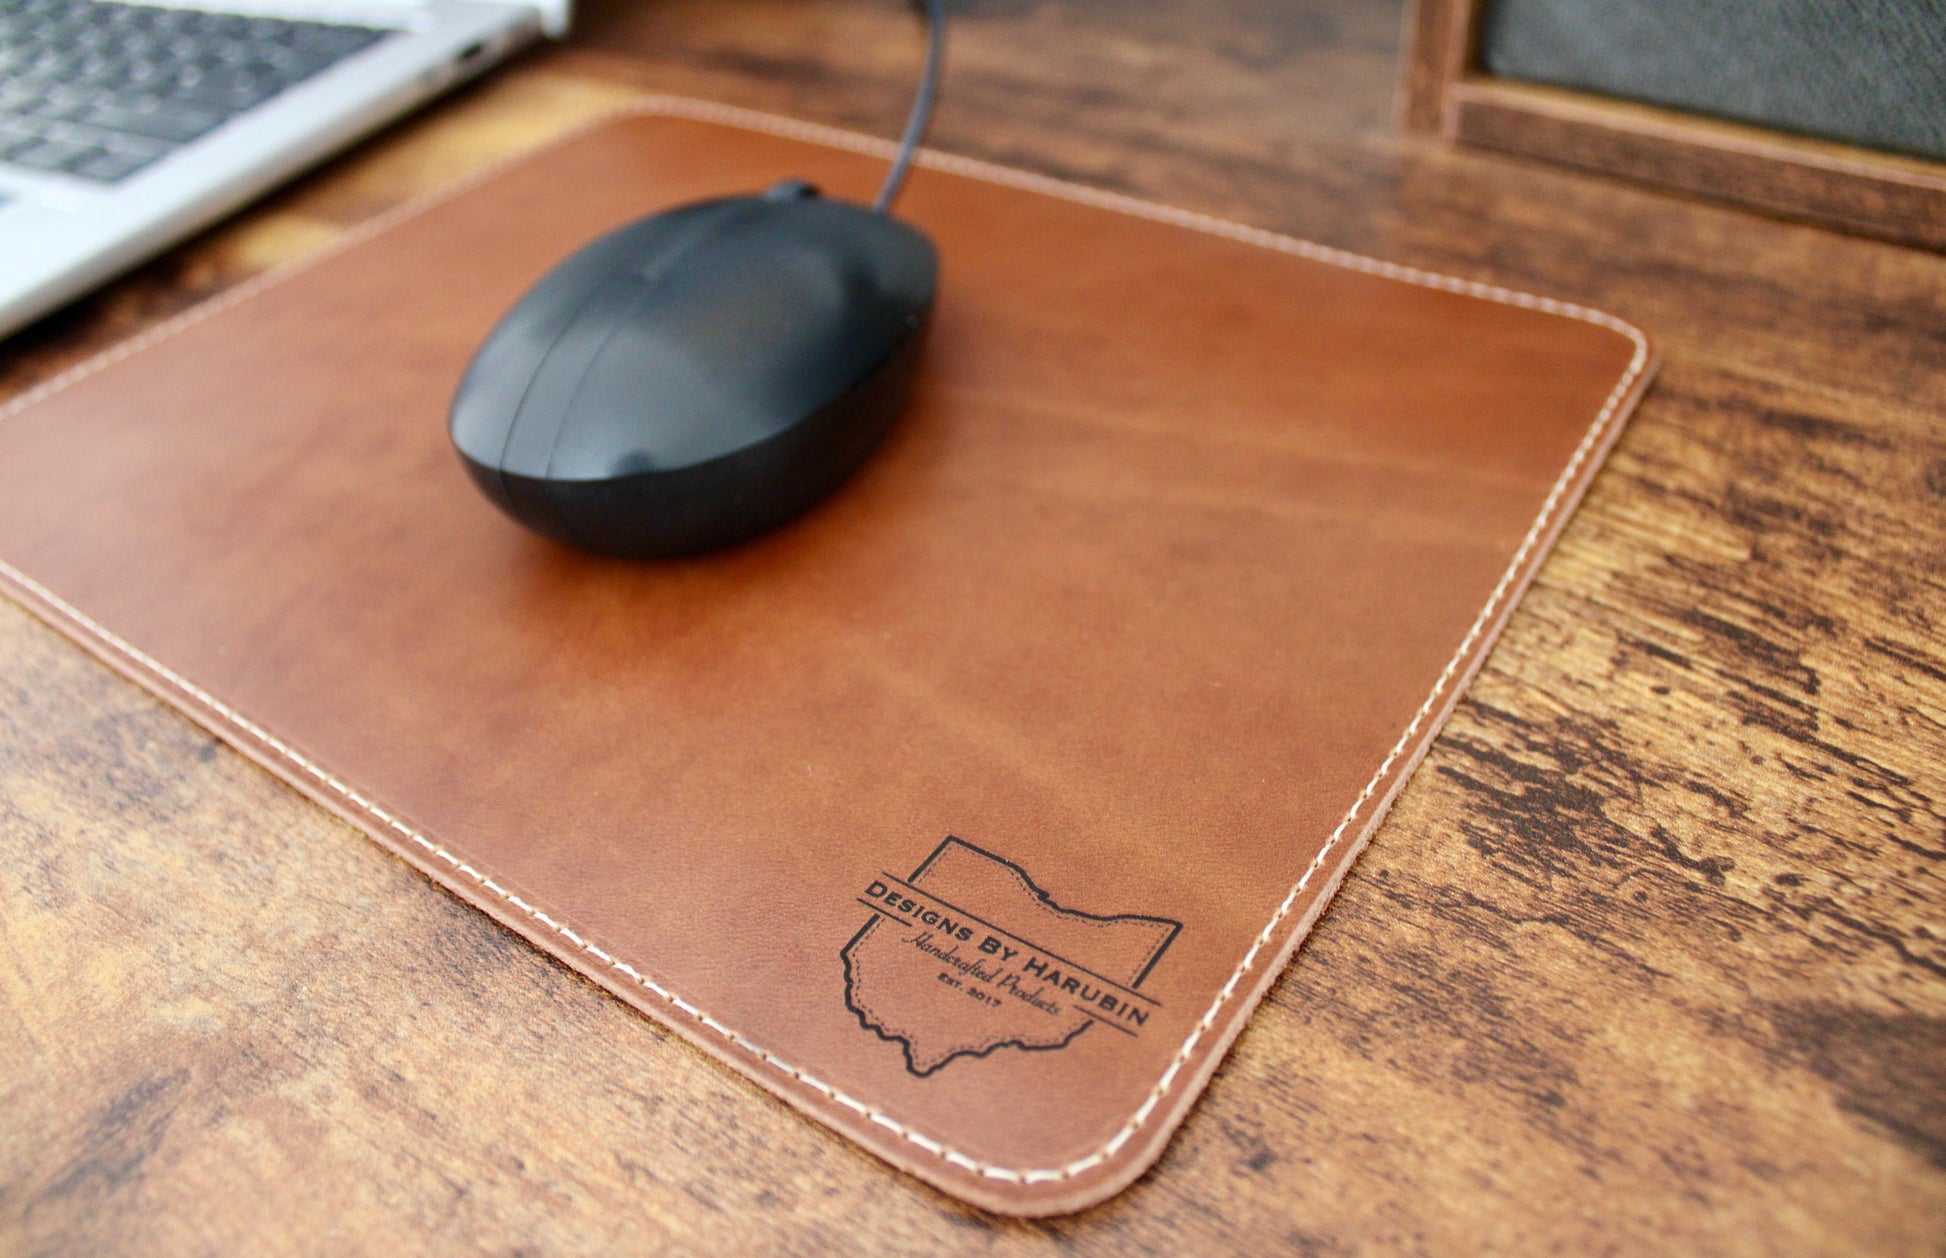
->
842, 837, 1181, 1076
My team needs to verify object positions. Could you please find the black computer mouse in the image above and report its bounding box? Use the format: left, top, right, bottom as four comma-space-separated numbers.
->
449, 180, 938, 558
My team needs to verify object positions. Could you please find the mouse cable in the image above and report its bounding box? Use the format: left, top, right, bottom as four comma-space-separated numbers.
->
873, 0, 948, 214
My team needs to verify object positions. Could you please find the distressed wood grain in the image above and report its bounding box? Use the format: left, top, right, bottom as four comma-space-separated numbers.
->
3, 1, 1942, 1252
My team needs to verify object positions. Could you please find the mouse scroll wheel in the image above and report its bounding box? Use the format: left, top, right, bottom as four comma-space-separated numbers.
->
763, 179, 821, 202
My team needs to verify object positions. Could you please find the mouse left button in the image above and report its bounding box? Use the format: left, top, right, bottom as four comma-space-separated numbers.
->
449, 204, 731, 466
450, 293, 554, 465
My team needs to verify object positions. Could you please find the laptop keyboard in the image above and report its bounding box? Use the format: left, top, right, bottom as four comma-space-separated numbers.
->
0, 0, 390, 183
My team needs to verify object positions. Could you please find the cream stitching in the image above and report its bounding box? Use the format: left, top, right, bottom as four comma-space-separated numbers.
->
0, 95, 1652, 1188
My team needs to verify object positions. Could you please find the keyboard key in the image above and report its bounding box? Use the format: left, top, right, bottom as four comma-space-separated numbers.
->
294, 26, 384, 57
69, 145, 158, 181
0, 131, 42, 161
172, 74, 279, 112
36, 120, 164, 154
9, 137, 95, 170
80, 99, 222, 143
20, 91, 90, 122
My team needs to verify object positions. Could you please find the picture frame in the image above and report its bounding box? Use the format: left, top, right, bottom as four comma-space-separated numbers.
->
1400, 0, 1946, 251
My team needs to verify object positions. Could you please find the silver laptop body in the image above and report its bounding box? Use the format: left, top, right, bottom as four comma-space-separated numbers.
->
0, 0, 569, 339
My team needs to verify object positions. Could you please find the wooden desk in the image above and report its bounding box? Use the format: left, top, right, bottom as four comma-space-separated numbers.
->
3, 2, 1942, 1250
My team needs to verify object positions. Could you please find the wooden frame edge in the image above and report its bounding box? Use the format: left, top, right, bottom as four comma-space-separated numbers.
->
1398, 0, 1946, 252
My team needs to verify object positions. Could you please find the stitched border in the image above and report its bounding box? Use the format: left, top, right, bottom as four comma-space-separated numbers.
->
0, 96, 1653, 1191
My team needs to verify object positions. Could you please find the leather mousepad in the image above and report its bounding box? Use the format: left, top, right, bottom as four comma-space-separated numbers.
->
0, 100, 1654, 1215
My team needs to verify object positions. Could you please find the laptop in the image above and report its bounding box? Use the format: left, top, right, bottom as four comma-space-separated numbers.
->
0, 0, 569, 339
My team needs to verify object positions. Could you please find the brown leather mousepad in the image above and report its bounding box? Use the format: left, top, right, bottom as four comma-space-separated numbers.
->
0, 100, 1654, 1215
